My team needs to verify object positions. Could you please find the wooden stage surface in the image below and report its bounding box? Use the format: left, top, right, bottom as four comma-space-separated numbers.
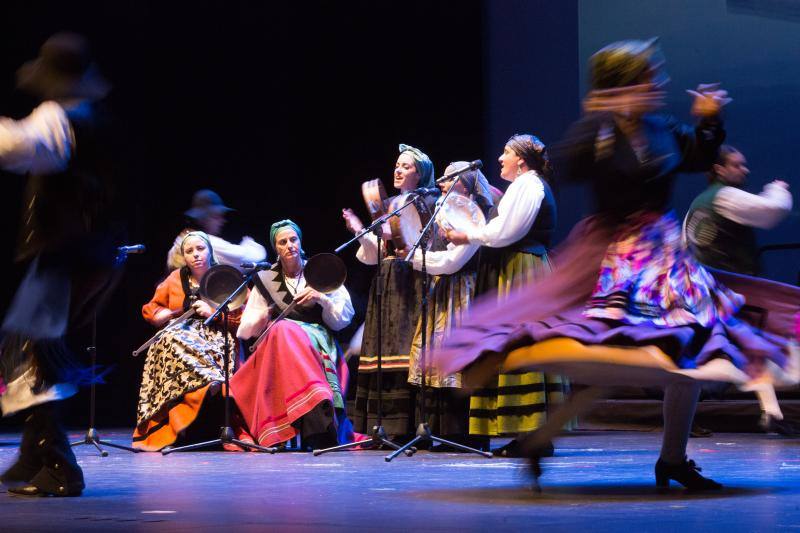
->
1, 429, 799, 531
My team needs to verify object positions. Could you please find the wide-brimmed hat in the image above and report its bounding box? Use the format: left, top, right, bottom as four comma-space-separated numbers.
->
16, 32, 110, 101
184, 189, 234, 221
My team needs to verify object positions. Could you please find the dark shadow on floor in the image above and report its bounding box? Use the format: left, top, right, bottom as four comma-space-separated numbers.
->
412, 484, 779, 505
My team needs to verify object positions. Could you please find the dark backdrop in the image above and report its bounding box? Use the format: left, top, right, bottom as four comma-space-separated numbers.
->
1, 1, 795, 429
0, 0, 487, 427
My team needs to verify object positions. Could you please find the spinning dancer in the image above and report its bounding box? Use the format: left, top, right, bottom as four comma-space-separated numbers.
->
434, 39, 799, 491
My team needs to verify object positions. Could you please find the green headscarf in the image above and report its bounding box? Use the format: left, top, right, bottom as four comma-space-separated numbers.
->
269, 219, 303, 252
180, 230, 219, 266
398, 143, 434, 189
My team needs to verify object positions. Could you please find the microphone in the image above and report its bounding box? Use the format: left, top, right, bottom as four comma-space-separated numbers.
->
435, 160, 483, 183
117, 244, 146, 254
241, 261, 272, 270
412, 187, 441, 196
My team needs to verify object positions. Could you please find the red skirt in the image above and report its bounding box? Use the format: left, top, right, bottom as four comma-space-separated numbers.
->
230, 320, 347, 447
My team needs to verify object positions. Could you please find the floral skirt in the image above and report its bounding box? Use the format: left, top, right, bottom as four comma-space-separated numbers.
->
434, 212, 799, 392
587, 211, 742, 327
135, 318, 234, 427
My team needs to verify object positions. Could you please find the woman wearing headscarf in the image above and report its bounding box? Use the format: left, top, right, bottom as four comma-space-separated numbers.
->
405, 162, 495, 449
434, 39, 800, 490
447, 136, 567, 457
133, 231, 239, 451
231, 220, 355, 450
342, 144, 440, 439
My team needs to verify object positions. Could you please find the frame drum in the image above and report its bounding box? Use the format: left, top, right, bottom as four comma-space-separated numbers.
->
435, 192, 486, 234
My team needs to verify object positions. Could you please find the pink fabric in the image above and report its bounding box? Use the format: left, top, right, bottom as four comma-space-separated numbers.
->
230, 320, 334, 448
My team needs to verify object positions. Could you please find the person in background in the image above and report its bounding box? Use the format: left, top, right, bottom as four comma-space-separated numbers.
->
686, 145, 794, 434
166, 189, 267, 272
686, 144, 792, 276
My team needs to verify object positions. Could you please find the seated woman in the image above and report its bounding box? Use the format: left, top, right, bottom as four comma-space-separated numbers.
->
232, 220, 355, 450
133, 231, 239, 451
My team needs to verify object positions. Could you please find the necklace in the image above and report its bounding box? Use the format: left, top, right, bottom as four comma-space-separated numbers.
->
284, 269, 304, 294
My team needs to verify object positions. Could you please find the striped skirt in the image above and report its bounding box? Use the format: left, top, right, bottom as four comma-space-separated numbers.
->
469, 250, 568, 437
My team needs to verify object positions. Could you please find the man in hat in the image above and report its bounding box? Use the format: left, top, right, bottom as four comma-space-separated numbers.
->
165, 189, 267, 271
0, 32, 121, 497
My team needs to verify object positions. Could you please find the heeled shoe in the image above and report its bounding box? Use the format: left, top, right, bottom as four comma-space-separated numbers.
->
654, 457, 722, 491
493, 439, 555, 458
7, 484, 82, 497
759, 412, 800, 437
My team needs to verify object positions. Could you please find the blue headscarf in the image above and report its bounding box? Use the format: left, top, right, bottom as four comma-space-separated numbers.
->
398, 143, 434, 188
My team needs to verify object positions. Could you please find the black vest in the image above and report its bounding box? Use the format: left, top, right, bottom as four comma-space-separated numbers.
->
488, 178, 557, 256
686, 183, 760, 275
253, 263, 326, 326
16, 100, 116, 265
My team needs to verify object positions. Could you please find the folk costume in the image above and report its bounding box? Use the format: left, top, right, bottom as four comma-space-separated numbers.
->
231, 220, 355, 449
134, 233, 239, 451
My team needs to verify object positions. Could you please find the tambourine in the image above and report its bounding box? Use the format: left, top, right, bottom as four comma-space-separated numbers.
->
434, 192, 486, 235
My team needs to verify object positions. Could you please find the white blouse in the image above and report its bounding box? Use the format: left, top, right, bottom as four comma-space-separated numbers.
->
411, 242, 479, 276
465, 171, 545, 248
237, 272, 355, 339
0, 101, 73, 175
713, 182, 793, 229
167, 232, 268, 272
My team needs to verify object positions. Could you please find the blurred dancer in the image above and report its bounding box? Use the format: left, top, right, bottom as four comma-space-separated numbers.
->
434, 39, 799, 491
0, 33, 120, 497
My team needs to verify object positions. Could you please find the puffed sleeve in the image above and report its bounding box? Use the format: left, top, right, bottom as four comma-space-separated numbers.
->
0, 101, 73, 175
355, 234, 382, 265
210, 234, 268, 270
465, 173, 544, 248
318, 285, 355, 332
411, 242, 479, 276
237, 282, 271, 340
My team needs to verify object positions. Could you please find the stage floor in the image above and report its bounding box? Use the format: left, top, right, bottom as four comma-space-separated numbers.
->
1, 430, 799, 532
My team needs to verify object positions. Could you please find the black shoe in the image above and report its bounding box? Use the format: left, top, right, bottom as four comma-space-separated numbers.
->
690, 422, 713, 438
494, 438, 555, 458
7, 484, 82, 497
759, 412, 800, 437
655, 457, 722, 491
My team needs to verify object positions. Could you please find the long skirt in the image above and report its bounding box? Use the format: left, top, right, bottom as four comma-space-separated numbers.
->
434, 212, 799, 393
468, 250, 567, 436
132, 318, 234, 451
354, 257, 426, 436
230, 320, 350, 448
404, 271, 474, 436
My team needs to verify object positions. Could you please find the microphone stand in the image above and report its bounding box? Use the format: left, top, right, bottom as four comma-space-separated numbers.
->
72, 248, 140, 456
386, 177, 492, 461
162, 267, 278, 454
314, 196, 420, 456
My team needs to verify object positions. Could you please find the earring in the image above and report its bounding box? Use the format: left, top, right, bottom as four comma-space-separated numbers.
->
516, 164, 523, 176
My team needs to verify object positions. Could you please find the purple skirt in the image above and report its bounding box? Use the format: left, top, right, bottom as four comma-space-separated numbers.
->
435, 213, 798, 382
